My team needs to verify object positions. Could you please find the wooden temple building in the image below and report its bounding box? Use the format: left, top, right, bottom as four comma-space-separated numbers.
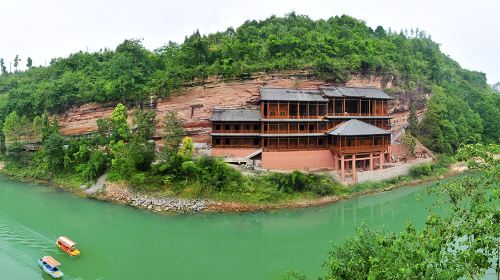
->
210, 87, 393, 183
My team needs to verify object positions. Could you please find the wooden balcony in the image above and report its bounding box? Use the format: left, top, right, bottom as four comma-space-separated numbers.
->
328, 112, 388, 117
330, 144, 387, 154
212, 130, 260, 134
263, 129, 324, 134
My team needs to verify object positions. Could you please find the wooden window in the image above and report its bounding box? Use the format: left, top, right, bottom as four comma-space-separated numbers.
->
253, 124, 259, 131
224, 139, 230, 145
215, 124, 221, 130
224, 124, 230, 130
234, 124, 240, 131
215, 138, 221, 145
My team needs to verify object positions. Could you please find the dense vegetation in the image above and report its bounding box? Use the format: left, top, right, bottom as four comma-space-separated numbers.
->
0, 13, 498, 153
284, 144, 499, 279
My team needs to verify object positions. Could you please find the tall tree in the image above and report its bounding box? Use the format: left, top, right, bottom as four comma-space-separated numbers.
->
0, 58, 7, 75
26, 57, 32, 68
407, 102, 418, 135
110, 103, 129, 142
13, 55, 21, 71
132, 109, 157, 141
162, 111, 184, 155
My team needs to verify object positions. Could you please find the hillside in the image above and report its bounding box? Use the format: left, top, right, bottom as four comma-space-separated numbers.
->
0, 13, 499, 153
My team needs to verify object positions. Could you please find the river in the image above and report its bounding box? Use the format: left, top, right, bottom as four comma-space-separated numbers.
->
0, 176, 459, 279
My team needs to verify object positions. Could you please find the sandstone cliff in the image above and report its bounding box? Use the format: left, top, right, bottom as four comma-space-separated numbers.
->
56, 72, 428, 143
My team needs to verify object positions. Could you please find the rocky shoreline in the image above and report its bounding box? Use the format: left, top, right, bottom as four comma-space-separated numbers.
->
96, 182, 210, 213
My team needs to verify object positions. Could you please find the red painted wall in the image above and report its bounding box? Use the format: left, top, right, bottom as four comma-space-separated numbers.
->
211, 148, 259, 158
262, 150, 335, 171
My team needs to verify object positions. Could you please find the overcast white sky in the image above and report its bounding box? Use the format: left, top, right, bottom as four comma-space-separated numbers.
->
0, 0, 498, 83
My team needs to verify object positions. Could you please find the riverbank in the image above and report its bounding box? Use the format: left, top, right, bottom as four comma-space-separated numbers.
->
0, 158, 468, 214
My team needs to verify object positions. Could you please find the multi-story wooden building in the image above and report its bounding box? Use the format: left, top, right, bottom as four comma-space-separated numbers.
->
210, 87, 393, 182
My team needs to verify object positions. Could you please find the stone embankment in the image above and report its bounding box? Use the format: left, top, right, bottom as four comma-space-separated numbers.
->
98, 182, 208, 213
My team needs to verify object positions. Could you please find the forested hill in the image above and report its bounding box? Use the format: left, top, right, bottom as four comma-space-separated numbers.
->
0, 13, 498, 153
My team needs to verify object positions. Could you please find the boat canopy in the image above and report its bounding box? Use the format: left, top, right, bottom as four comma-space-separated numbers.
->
57, 236, 77, 247
42, 256, 61, 267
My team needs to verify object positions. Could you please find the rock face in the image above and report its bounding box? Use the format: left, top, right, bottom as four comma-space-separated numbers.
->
56, 72, 427, 144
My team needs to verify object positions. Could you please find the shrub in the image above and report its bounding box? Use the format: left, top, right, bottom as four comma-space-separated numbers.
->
76, 150, 108, 181
409, 163, 433, 178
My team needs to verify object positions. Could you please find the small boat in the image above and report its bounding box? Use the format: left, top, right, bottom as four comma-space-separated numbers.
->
56, 236, 80, 256
38, 256, 64, 278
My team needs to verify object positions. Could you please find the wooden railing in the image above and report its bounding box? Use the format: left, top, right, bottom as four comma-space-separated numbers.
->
328, 112, 388, 117
330, 145, 387, 154
264, 115, 322, 119
212, 130, 260, 134
263, 130, 323, 134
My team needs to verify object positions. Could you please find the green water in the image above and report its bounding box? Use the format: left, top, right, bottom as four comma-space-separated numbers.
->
0, 176, 440, 280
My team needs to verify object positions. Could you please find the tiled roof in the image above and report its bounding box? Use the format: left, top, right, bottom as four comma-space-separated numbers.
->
321, 86, 392, 100
260, 88, 327, 102
327, 119, 391, 136
210, 109, 260, 122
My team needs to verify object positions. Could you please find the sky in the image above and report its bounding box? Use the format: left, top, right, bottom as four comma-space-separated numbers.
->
0, 0, 498, 83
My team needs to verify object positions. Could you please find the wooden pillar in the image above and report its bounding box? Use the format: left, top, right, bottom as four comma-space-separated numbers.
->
316, 102, 319, 118
358, 99, 361, 116
287, 102, 290, 118
307, 102, 310, 118
388, 144, 392, 163
370, 153, 373, 171
267, 102, 270, 118
341, 155, 345, 181
352, 154, 357, 184
342, 98, 346, 114
380, 152, 384, 169
332, 97, 335, 115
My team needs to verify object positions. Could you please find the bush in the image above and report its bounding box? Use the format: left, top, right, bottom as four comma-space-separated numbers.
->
409, 163, 433, 178
259, 171, 340, 196
76, 149, 108, 181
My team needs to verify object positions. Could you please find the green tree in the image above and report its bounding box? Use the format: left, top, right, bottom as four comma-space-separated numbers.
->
0, 58, 7, 75
178, 136, 194, 158
110, 103, 129, 142
13, 55, 20, 71
407, 103, 418, 135
161, 111, 184, 155
402, 133, 416, 157
26, 57, 33, 68
132, 109, 157, 141
2, 112, 22, 142
43, 132, 64, 173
